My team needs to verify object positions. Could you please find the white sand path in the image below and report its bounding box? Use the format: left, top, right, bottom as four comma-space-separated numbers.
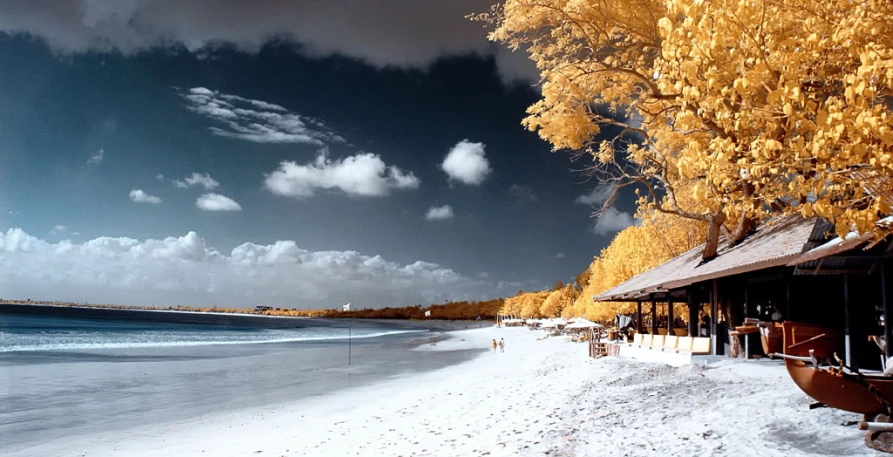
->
18, 326, 880, 456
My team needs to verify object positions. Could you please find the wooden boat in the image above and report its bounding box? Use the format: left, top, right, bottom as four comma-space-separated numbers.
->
732, 320, 782, 355
777, 321, 893, 415
760, 322, 783, 355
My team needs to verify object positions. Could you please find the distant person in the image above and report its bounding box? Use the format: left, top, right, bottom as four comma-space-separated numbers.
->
492, 339, 498, 352
499, 338, 505, 353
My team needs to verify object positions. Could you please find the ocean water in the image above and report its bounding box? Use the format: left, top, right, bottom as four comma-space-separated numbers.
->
0, 314, 423, 352
0, 310, 483, 454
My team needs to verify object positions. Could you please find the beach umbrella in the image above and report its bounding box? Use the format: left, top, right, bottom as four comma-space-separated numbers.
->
567, 320, 601, 329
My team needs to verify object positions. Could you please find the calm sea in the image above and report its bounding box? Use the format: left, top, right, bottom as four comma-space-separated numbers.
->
0, 309, 483, 454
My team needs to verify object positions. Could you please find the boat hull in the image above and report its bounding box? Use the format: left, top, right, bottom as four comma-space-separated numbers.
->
782, 322, 893, 415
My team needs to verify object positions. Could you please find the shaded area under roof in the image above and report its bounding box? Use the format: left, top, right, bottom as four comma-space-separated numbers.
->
593, 216, 819, 302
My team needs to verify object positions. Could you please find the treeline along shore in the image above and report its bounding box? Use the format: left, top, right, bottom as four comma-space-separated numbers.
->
0, 303, 322, 328
0, 298, 505, 324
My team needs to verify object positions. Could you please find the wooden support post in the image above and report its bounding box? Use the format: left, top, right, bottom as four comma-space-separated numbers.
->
651, 300, 657, 335
743, 282, 750, 359
785, 274, 792, 322
844, 274, 855, 369
667, 297, 674, 333
636, 300, 643, 334
883, 261, 893, 361
688, 291, 698, 338
711, 279, 719, 356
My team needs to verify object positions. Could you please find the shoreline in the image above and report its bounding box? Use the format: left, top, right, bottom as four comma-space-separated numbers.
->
0, 303, 485, 331
8, 326, 877, 457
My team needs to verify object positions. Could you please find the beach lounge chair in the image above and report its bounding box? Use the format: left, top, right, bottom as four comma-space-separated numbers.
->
639, 333, 653, 348
675, 336, 693, 353
673, 328, 688, 337
631, 333, 643, 347
685, 337, 711, 355
661, 335, 678, 352
650, 335, 665, 350
658, 328, 668, 336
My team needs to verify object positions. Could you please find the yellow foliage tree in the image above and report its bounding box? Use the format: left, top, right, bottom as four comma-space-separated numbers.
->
520, 290, 551, 318
568, 208, 707, 320
540, 285, 579, 318
501, 292, 526, 316
476, 0, 893, 258
500, 290, 552, 318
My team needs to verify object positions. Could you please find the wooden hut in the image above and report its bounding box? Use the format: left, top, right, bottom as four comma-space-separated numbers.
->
594, 215, 893, 371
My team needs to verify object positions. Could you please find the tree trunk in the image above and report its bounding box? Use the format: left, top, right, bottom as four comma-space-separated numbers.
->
728, 212, 756, 247
701, 209, 728, 261
721, 298, 744, 358
726, 182, 757, 247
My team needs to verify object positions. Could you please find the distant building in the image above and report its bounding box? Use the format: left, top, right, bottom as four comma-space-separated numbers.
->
255, 306, 273, 312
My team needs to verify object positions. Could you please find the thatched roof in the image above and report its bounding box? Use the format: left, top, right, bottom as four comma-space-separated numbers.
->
593, 216, 819, 302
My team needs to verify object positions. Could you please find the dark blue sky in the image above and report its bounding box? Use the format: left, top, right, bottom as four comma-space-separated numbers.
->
0, 2, 635, 308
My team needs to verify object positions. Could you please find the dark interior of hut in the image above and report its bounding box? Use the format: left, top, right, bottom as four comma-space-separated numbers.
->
709, 264, 888, 371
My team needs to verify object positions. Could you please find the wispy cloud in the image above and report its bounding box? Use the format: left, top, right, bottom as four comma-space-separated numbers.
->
509, 184, 537, 202
50, 225, 67, 235
129, 189, 162, 204
155, 173, 165, 181
181, 87, 342, 145
173, 172, 219, 190
592, 207, 635, 235
441, 140, 491, 186
265, 150, 419, 198
576, 183, 616, 206
425, 205, 454, 221
555, 252, 566, 258
196, 193, 242, 212
87, 148, 105, 164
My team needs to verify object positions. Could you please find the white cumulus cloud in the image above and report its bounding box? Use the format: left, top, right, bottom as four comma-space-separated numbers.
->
265, 150, 419, 198
196, 193, 242, 212
425, 205, 454, 221
0, 227, 496, 308
129, 189, 162, 204
174, 172, 219, 190
441, 140, 491, 186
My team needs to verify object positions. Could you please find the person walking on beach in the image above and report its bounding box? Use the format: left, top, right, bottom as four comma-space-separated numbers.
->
492, 339, 498, 352
499, 338, 505, 353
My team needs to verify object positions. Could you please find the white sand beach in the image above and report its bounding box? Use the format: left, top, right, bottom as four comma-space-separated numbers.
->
18, 327, 877, 457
